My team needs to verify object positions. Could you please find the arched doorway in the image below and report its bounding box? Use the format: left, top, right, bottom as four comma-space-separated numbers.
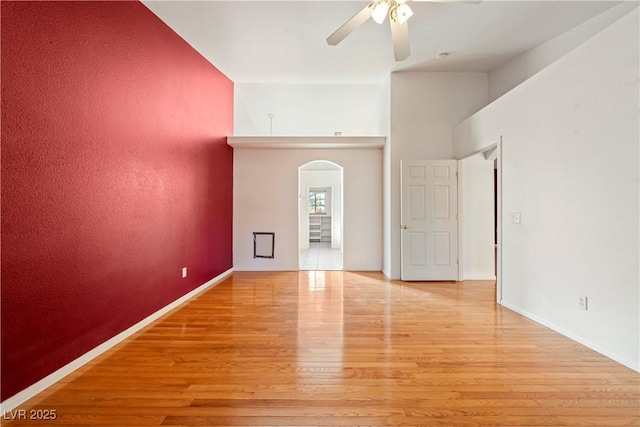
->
298, 160, 344, 270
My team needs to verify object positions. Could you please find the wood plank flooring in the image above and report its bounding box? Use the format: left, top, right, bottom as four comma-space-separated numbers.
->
5, 271, 639, 426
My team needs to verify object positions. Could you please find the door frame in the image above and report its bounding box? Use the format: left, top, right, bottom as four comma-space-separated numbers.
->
456, 137, 503, 304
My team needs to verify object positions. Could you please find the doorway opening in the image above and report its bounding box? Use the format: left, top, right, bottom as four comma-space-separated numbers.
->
298, 160, 344, 271
457, 140, 502, 303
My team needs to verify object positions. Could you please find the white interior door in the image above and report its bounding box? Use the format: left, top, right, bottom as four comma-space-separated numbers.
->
401, 160, 458, 281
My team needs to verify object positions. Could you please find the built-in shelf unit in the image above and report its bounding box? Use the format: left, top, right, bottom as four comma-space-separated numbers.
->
309, 216, 331, 243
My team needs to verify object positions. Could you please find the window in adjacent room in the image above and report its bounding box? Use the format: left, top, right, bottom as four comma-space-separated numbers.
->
309, 191, 326, 214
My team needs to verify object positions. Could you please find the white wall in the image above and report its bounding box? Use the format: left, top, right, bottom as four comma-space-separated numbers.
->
299, 169, 342, 250
454, 9, 639, 370
234, 83, 389, 136
386, 72, 489, 279
234, 147, 382, 271
460, 152, 495, 280
381, 77, 393, 279
488, 2, 638, 102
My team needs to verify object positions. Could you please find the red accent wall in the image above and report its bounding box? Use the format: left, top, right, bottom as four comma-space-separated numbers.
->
1, 1, 233, 400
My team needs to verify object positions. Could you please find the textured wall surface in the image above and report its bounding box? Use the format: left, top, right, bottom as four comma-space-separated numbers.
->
1, 1, 233, 400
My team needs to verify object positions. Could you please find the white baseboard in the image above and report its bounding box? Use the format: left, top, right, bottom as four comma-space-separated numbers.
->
0, 268, 233, 412
500, 300, 639, 372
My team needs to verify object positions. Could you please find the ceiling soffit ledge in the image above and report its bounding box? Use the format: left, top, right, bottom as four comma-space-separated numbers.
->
227, 136, 386, 149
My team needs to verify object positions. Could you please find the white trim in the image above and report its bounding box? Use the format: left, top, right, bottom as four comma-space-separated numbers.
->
496, 137, 503, 304
456, 159, 464, 281
0, 268, 233, 412
500, 301, 640, 372
227, 136, 386, 149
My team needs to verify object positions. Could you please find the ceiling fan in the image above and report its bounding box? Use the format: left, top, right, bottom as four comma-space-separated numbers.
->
326, 0, 478, 62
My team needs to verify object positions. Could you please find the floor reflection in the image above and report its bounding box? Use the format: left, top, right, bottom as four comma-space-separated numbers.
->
297, 271, 344, 363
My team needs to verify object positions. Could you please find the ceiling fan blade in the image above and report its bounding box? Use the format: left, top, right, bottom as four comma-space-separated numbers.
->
326, 4, 374, 46
390, 19, 410, 61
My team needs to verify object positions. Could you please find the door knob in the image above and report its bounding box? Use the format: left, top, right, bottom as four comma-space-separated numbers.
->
401, 224, 412, 230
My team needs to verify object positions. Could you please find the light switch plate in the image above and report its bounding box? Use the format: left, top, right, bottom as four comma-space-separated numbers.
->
577, 294, 588, 311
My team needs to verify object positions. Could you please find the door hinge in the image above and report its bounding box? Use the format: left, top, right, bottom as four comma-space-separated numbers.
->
456, 258, 459, 265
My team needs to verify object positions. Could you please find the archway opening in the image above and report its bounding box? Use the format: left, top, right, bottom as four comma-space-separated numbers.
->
298, 160, 344, 270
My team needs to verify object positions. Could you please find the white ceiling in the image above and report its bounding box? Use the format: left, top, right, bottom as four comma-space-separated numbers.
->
142, 0, 620, 84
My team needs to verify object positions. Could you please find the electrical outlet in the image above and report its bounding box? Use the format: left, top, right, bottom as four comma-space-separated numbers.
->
510, 212, 521, 223
182, 267, 187, 279
577, 294, 588, 311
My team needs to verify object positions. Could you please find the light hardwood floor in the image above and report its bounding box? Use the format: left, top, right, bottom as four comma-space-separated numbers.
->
5, 271, 639, 426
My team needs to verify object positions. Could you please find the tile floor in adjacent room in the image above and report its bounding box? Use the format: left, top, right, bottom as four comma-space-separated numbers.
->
299, 241, 343, 270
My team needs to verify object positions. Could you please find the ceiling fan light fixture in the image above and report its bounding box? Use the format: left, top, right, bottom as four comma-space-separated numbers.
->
393, 3, 413, 25
371, 1, 390, 24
